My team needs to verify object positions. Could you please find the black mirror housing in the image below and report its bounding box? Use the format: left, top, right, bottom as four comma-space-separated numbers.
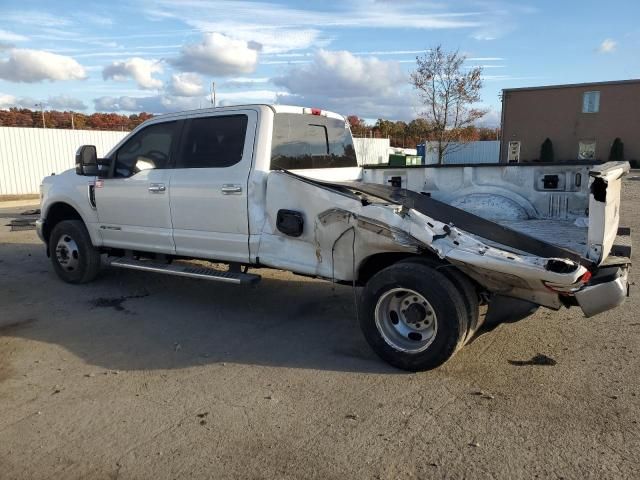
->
76, 145, 98, 176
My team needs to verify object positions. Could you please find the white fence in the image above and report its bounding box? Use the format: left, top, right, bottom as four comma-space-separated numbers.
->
0, 128, 501, 196
353, 138, 390, 165
424, 140, 499, 165
0, 127, 127, 196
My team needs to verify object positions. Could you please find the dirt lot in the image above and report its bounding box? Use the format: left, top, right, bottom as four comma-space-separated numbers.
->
1, 177, 639, 480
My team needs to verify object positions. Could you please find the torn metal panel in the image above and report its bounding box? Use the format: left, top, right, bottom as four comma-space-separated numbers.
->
586, 162, 629, 263
258, 171, 417, 281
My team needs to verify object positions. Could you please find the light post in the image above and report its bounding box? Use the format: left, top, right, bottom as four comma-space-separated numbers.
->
34, 103, 46, 128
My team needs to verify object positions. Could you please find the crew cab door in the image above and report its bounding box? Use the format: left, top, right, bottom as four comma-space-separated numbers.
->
94, 120, 181, 253
169, 110, 257, 262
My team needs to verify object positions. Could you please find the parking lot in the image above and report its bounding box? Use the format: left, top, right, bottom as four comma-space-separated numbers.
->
1, 177, 639, 480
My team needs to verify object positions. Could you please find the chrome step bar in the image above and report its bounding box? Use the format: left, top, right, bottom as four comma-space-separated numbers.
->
109, 258, 261, 285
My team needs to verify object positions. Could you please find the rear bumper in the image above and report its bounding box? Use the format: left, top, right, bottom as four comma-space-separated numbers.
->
575, 266, 629, 317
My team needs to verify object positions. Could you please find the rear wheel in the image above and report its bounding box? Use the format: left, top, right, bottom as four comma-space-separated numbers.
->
49, 220, 101, 284
398, 257, 480, 344
359, 262, 469, 371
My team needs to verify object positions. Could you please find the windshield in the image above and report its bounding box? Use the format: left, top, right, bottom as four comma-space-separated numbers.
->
270, 113, 357, 170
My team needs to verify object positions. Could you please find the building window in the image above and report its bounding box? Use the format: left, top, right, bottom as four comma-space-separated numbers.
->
578, 140, 596, 160
582, 91, 600, 113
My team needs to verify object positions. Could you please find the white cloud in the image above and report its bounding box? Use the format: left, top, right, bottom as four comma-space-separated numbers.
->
273, 50, 417, 119
0, 93, 88, 110
171, 33, 259, 76
148, 0, 488, 53
2, 11, 72, 28
474, 108, 501, 128
0, 49, 87, 83
0, 94, 18, 109
597, 38, 617, 53
103, 57, 164, 89
168, 72, 204, 96
47, 95, 88, 110
222, 77, 271, 88
150, 0, 480, 31
94, 94, 203, 113
93, 89, 282, 113
274, 50, 405, 98
0, 29, 28, 43
0, 93, 39, 109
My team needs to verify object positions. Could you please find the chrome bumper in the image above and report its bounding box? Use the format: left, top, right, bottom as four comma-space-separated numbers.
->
575, 267, 629, 317
36, 219, 45, 243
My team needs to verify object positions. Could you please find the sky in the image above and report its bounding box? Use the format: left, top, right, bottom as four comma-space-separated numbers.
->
0, 0, 639, 126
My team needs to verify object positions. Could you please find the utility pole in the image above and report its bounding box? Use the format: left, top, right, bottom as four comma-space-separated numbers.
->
71, 112, 75, 130
211, 81, 216, 107
35, 103, 46, 128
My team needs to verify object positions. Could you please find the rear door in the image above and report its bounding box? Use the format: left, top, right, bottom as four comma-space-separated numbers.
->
94, 120, 182, 253
169, 110, 257, 262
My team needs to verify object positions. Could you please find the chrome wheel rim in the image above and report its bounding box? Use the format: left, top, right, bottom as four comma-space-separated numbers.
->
374, 288, 438, 353
55, 234, 80, 272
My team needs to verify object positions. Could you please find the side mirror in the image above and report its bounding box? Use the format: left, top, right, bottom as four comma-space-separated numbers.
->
76, 145, 98, 176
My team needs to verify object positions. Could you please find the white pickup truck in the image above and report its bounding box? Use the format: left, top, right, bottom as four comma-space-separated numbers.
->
37, 104, 632, 371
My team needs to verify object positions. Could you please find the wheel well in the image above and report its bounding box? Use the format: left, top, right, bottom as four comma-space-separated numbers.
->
358, 252, 440, 284
43, 202, 83, 243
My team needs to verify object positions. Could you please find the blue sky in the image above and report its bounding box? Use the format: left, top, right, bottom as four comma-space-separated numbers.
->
0, 0, 638, 125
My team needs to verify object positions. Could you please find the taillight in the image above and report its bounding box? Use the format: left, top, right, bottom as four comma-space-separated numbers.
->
544, 270, 593, 295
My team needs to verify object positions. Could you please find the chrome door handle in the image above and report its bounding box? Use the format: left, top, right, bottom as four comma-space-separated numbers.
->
148, 183, 166, 193
221, 184, 242, 195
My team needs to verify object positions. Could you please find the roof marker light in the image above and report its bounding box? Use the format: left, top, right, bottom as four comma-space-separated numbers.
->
303, 107, 324, 116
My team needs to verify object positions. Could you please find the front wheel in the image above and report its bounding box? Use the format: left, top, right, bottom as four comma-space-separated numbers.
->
49, 220, 102, 284
359, 262, 469, 371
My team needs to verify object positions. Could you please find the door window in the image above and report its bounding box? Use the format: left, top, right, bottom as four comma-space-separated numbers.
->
177, 115, 248, 168
114, 121, 179, 177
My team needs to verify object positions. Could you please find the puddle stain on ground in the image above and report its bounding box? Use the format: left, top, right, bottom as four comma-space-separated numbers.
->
90, 293, 150, 312
508, 353, 557, 366
6, 218, 37, 231
0, 318, 38, 335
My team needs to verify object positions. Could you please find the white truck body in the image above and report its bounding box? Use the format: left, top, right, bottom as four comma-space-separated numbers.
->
37, 104, 631, 370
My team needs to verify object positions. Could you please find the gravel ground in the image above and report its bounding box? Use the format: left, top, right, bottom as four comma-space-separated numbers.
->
1, 177, 639, 479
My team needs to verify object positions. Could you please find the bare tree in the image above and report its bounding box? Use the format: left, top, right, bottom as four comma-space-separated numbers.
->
411, 45, 487, 164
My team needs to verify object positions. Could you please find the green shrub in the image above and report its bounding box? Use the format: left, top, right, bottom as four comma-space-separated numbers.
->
609, 137, 624, 161
540, 138, 554, 162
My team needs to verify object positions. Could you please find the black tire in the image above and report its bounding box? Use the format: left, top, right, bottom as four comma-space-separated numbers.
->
49, 220, 101, 284
398, 257, 480, 344
359, 262, 469, 371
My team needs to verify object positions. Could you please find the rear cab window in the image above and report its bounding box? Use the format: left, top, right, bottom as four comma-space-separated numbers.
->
270, 113, 357, 170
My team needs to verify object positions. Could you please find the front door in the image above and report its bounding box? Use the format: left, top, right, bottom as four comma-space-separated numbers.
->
95, 120, 181, 253
169, 110, 257, 262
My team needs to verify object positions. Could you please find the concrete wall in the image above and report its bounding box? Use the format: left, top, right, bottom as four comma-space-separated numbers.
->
501, 80, 640, 163
0, 127, 127, 196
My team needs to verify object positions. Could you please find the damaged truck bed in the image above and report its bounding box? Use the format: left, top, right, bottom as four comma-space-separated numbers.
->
261, 166, 629, 322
